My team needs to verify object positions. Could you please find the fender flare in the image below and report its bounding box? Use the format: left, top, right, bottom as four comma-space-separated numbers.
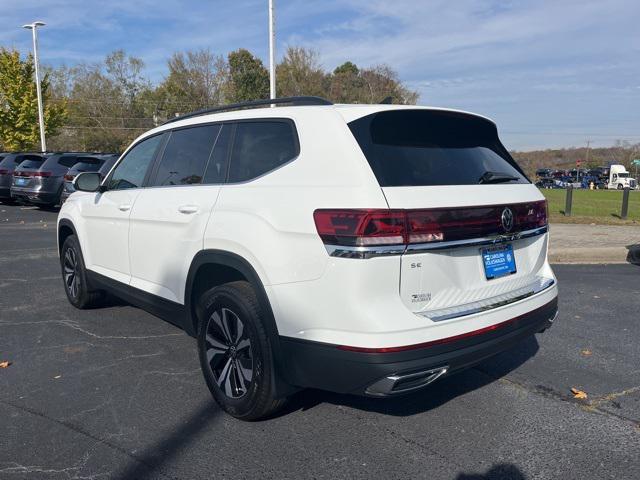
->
57, 218, 78, 252
184, 250, 296, 396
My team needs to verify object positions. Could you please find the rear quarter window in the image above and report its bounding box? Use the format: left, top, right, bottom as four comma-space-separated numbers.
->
348, 110, 528, 187
227, 120, 299, 183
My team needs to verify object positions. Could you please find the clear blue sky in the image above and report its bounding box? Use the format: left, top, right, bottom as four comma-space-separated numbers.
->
3, 0, 639, 151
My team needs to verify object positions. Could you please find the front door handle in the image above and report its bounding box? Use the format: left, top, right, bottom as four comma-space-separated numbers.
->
118, 204, 131, 212
178, 205, 199, 214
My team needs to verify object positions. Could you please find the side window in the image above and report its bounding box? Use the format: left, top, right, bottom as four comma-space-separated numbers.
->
150, 125, 220, 187
108, 134, 163, 190
227, 121, 298, 183
203, 124, 231, 184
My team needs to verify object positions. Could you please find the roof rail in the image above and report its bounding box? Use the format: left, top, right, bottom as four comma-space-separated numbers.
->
162, 96, 333, 125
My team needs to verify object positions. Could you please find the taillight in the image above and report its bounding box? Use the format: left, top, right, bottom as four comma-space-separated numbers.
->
64, 174, 75, 181
313, 209, 406, 246
0, 169, 8, 175
314, 201, 547, 248
34, 171, 52, 177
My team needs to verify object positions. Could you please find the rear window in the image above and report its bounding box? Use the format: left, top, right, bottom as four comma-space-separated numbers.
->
348, 110, 528, 187
57, 155, 79, 168
73, 160, 103, 173
18, 158, 45, 169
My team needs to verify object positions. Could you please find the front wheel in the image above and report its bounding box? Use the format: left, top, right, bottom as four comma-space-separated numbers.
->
617, 184, 624, 190
60, 235, 103, 309
197, 281, 285, 420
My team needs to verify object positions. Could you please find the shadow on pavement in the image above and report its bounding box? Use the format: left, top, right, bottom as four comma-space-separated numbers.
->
280, 335, 539, 418
456, 463, 527, 479
116, 399, 220, 480
626, 243, 640, 265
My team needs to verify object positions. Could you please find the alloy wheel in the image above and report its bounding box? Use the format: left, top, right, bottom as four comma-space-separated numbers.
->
205, 307, 253, 399
63, 248, 79, 298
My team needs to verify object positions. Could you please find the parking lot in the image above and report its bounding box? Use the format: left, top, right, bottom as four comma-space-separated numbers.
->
1, 204, 639, 480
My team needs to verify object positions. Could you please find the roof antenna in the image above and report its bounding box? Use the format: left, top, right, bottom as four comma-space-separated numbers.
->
379, 96, 393, 104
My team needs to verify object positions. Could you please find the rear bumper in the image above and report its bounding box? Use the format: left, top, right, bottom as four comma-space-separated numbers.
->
279, 296, 558, 396
10, 187, 60, 205
0, 186, 11, 199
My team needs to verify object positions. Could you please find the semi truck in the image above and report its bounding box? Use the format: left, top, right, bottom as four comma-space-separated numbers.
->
606, 164, 637, 190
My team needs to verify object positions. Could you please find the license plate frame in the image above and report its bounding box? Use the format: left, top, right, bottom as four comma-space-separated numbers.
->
481, 244, 517, 280
15, 178, 28, 186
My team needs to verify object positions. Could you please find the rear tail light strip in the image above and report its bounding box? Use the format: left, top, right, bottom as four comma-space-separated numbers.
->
14, 171, 52, 177
314, 201, 548, 259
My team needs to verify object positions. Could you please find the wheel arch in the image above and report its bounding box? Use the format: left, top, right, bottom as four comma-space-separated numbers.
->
57, 218, 78, 254
185, 250, 296, 397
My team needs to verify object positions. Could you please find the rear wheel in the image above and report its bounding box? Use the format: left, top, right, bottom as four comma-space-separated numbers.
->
617, 184, 624, 190
60, 235, 102, 309
197, 281, 285, 420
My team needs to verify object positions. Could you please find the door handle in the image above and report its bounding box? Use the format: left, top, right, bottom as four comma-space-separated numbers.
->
118, 204, 131, 212
178, 205, 199, 214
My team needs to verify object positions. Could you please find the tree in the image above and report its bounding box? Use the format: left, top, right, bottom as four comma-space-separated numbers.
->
0, 48, 67, 150
328, 61, 363, 103
60, 50, 154, 152
156, 49, 228, 119
276, 47, 327, 97
226, 49, 269, 102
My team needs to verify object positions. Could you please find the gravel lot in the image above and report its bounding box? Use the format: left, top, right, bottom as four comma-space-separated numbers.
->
1, 204, 639, 480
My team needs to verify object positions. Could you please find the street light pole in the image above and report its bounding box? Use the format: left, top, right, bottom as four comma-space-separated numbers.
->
268, 0, 276, 100
22, 21, 47, 153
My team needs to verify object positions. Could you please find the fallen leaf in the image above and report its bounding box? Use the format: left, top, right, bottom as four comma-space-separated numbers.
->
581, 349, 592, 356
571, 387, 588, 399
0, 361, 11, 368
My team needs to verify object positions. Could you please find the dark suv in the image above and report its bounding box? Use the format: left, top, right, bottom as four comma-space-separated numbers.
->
11, 152, 104, 207
60, 154, 119, 203
0, 153, 48, 203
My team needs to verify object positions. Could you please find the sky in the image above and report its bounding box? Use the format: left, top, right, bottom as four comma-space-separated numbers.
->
2, 0, 639, 151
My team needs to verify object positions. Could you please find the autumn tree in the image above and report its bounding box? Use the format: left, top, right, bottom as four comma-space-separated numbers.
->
155, 49, 228, 119
0, 48, 67, 150
61, 50, 153, 152
276, 47, 327, 98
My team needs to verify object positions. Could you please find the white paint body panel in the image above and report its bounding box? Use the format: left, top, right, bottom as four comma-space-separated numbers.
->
58, 103, 558, 350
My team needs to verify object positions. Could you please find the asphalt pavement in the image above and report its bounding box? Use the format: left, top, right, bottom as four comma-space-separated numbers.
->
1, 204, 639, 480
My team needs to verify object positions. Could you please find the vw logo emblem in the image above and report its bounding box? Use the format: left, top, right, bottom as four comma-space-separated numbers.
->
501, 207, 514, 232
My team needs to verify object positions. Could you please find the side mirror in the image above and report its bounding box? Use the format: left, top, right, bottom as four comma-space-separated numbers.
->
73, 172, 102, 192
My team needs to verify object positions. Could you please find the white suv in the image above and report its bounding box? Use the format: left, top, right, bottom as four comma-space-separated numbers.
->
57, 96, 558, 420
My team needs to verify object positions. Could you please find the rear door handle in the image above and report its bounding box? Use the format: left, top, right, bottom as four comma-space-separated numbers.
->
118, 204, 131, 212
178, 205, 199, 214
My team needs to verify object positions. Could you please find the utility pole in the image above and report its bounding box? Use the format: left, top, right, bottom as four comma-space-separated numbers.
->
23, 21, 47, 152
268, 0, 276, 100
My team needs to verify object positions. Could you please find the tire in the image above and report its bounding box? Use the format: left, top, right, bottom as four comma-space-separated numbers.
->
617, 184, 623, 190
197, 281, 286, 420
60, 235, 103, 309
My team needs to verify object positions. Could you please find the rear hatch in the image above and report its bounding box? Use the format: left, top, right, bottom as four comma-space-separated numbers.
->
348, 109, 552, 320
12, 156, 46, 188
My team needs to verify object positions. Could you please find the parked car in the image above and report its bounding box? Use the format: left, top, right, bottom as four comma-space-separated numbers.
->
536, 177, 562, 189
58, 97, 558, 420
11, 152, 102, 207
60, 154, 119, 203
535, 168, 552, 178
0, 153, 48, 203
581, 175, 605, 189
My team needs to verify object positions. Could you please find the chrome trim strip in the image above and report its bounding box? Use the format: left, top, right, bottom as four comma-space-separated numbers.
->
324, 244, 405, 259
325, 226, 548, 259
405, 226, 548, 254
418, 277, 555, 322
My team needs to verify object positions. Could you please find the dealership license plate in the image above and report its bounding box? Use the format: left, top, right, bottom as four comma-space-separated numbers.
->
482, 244, 517, 280
14, 178, 28, 186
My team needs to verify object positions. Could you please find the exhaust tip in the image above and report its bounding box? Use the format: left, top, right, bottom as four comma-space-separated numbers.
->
365, 366, 449, 396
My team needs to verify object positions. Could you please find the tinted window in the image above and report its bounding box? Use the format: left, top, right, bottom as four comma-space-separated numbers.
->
151, 125, 220, 187
228, 121, 298, 183
203, 124, 231, 184
72, 161, 103, 173
348, 110, 528, 187
18, 158, 45, 169
58, 155, 79, 168
108, 135, 163, 190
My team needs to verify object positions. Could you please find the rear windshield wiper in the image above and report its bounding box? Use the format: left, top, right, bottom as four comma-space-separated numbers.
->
478, 171, 520, 184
